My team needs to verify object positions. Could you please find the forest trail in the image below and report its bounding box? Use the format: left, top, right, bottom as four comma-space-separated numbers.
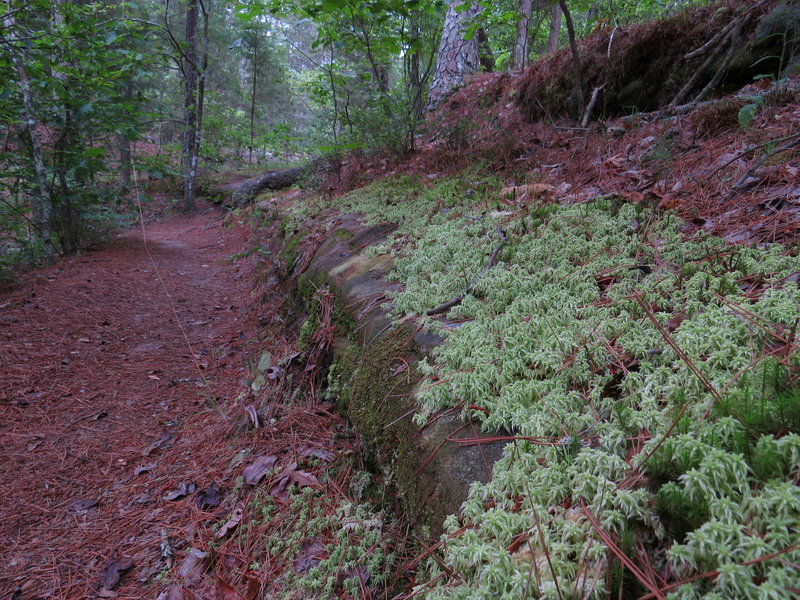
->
0, 204, 262, 599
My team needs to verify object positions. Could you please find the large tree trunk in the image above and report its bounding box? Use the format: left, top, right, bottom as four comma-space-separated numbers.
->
181, 0, 199, 212
0, 15, 55, 263
425, 0, 482, 112
514, 0, 534, 70
547, 2, 562, 53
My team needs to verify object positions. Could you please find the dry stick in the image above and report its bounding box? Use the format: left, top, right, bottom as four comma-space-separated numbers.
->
710, 132, 800, 175
581, 84, 606, 128
532, 508, 565, 600
689, 21, 743, 106
606, 24, 618, 59
579, 500, 666, 600
684, 17, 738, 59
639, 543, 800, 600
426, 226, 507, 316
733, 134, 800, 190
634, 294, 723, 409
668, 30, 730, 108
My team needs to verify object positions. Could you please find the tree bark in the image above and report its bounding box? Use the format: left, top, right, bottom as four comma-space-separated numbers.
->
118, 79, 133, 189
181, 0, 199, 212
249, 34, 258, 165
559, 0, 584, 118
229, 165, 310, 208
477, 27, 494, 72
547, 2, 561, 53
425, 0, 482, 112
0, 15, 56, 263
514, 0, 533, 71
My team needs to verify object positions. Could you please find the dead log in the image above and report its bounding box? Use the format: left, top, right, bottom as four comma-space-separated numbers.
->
229, 165, 309, 208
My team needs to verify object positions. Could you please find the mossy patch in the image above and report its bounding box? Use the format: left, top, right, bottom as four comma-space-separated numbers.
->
386, 199, 800, 599
281, 234, 302, 273
331, 328, 425, 516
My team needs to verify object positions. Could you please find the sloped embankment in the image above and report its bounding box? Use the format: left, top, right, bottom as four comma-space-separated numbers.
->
268, 171, 800, 599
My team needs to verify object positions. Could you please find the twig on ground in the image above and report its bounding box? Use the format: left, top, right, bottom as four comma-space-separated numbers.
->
733, 133, 800, 190
426, 226, 508, 316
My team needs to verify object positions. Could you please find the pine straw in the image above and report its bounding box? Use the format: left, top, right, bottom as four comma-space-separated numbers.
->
516, 0, 774, 120
0, 200, 409, 599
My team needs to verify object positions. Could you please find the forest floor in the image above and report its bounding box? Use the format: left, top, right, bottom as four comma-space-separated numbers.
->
0, 200, 356, 600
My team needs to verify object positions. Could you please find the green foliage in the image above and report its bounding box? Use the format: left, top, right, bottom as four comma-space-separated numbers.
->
1, 0, 150, 268
738, 96, 764, 129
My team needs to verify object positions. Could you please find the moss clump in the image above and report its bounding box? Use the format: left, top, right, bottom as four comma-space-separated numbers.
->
385, 199, 800, 599
331, 327, 428, 521
281, 234, 302, 273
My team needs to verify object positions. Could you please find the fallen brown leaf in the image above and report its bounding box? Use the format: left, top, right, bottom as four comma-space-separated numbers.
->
242, 455, 277, 485
294, 538, 326, 574
178, 548, 208, 584
215, 504, 244, 539
96, 556, 133, 593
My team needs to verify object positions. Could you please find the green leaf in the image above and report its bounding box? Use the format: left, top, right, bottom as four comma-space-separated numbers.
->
737, 103, 760, 129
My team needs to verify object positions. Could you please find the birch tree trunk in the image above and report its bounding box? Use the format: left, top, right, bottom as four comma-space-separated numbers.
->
425, 0, 482, 113
514, 0, 533, 71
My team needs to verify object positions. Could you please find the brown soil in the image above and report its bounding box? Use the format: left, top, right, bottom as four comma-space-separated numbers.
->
0, 202, 329, 599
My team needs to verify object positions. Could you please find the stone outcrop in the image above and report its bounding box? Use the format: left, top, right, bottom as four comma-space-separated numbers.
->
285, 213, 506, 535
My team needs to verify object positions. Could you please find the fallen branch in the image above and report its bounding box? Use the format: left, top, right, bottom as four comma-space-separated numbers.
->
684, 17, 738, 60
710, 131, 800, 174
581, 84, 606, 128
688, 20, 743, 106
668, 30, 730, 108
229, 164, 312, 208
426, 226, 508, 316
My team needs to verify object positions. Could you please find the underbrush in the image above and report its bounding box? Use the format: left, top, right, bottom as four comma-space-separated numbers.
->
293, 175, 800, 599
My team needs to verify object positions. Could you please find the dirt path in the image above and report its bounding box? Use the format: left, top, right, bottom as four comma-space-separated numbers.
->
0, 204, 264, 599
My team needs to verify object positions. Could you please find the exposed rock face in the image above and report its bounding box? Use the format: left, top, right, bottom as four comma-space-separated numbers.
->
289, 216, 506, 536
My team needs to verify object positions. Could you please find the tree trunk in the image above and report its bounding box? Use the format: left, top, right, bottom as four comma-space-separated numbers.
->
0, 16, 56, 263
425, 0, 482, 112
249, 34, 258, 165
181, 0, 199, 212
118, 79, 133, 189
407, 12, 425, 121
477, 27, 494, 72
514, 0, 533, 71
547, 2, 562, 53
229, 165, 311, 208
559, 0, 584, 118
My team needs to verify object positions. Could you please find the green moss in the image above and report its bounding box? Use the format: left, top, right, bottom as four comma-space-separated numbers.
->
281, 234, 302, 273
282, 168, 800, 598
331, 327, 426, 516
387, 199, 800, 599
333, 228, 355, 241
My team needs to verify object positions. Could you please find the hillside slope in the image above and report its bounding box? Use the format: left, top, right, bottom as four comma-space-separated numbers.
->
258, 2, 800, 598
